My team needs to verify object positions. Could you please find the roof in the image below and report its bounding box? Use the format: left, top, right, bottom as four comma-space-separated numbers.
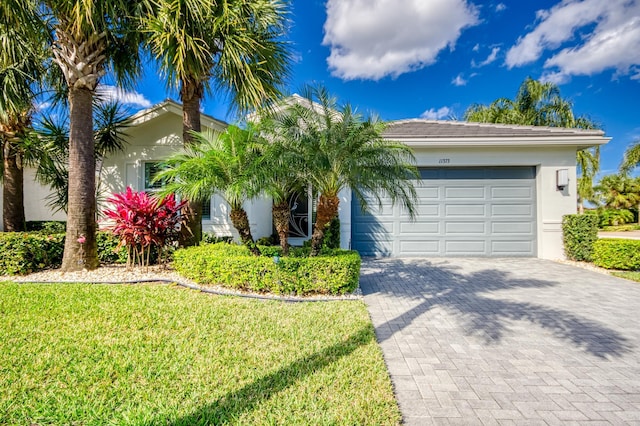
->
127, 99, 228, 131
383, 119, 609, 149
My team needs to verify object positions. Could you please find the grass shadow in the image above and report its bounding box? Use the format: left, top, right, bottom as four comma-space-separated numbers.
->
161, 326, 374, 425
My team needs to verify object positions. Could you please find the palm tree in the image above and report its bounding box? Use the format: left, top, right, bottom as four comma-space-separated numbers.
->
35, 0, 144, 270
35, 101, 130, 214
465, 77, 601, 213
253, 115, 305, 254
142, 0, 291, 247
276, 86, 419, 256
620, 138, 640, 175
154, 125, 263, 255
0, 1, 46, 231
577, 148, 600, 214
595, 174, 640, 216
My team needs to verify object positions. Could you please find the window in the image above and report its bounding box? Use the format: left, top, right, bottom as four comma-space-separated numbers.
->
144, 161, 211, 220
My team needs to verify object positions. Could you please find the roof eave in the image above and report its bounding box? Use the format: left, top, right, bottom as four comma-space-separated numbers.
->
385, 136, 611, 150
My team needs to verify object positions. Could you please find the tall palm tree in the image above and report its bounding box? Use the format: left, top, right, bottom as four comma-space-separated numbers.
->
277, 86, 419, 256
142, 0, 291, 247
154, 125, 263, 255
36, 0, 144, 270
0, 1, 46, 231
35, 101, 130, 214
465, 77, 601, 213
577, 148, 600, 214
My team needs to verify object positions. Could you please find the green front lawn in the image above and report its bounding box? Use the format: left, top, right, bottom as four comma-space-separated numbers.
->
0, 283, 400, 425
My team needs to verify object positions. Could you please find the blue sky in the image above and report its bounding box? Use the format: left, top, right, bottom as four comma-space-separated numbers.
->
105, 0, 640, 180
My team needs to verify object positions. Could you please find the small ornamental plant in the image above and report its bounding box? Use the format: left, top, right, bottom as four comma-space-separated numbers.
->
103, 187, 186, 268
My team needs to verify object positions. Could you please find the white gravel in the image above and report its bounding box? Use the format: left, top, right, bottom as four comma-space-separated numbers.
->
10, 264, 362, 302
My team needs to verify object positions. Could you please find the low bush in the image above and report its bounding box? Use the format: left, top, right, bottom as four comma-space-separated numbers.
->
600, 224, 640, 232
598, 209, 635, 227
0, 232, 65, 275
25, 221, 67, 234
173, 243, 361, 295
592, 239, 640, 270
562, 214, 599, 261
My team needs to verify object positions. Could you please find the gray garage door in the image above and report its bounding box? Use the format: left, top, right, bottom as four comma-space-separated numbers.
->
351, 167, 537, 257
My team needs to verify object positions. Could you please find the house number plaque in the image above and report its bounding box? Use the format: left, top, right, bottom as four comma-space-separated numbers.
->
438, 158, 450, 164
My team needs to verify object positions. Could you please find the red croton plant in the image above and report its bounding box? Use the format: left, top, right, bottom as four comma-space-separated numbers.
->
104, 187, 186, 267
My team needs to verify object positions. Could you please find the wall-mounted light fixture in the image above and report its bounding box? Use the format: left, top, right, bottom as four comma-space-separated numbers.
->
556, 169, 569, 190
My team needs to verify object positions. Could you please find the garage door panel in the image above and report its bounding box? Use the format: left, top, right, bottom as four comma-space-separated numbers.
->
351, 167, 536, 257
399, 221, 439, 235
490, 204, 533, 216
445, 240, 486, 254
415, 186, 439, 199
491, 186, 533, 199
445, 186, 485, 199
399, 240, 440, 254
491, 240, 534, 255
445, 222, 486, 234
491, 222, 533, 234
445, 204, 485, 216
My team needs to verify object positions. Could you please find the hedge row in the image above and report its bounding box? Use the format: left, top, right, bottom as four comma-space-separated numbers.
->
593, 239, 640, 271
0, 231, 125, 275
173, 243, 361, 296
562, 214, 599, 261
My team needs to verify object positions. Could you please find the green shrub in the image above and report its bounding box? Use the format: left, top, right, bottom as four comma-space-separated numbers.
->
598, 209, 635, 227
600, 224, 640, 232
96, 231, 127, 264
202, 233, 233, 244
324, 217, 341, 249
562, 214, 599, 261
593, 239, 640, 270
0, 232, 65, 275
174, 243, 361, 296
25, 221, 66, 234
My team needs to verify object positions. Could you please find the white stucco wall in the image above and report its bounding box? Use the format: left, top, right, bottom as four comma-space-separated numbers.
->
337, 145, 579, 259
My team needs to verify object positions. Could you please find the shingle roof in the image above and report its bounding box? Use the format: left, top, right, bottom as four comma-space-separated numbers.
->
383, 119, 605, 139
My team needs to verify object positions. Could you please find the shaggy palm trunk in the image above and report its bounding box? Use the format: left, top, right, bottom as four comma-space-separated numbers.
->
230, 207, 260, 256
310, 194, 339, 256
2, 140, 25, 231
61, 87, 98, 271
272, 200, 290, 255
178, 78, 204, 247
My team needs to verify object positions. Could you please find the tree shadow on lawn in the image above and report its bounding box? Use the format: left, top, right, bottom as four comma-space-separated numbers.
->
162, 326, 375, 425
360, 259, 632, 359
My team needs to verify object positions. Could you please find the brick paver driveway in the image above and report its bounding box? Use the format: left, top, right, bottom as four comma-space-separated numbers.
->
360, 258, 640, 425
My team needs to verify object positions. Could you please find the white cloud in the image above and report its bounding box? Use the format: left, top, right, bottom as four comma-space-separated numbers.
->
322, 0, 480, 80
452, 74, 467, 86
506, 0, 640, 82
473, 46, 500, 67
472, 43, 480, 52
496, 3, 506, 12
96, 85, 152, 108
421, 106, 452, 120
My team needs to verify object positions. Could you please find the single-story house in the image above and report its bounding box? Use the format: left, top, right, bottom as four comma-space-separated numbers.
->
3, 99, 609, 259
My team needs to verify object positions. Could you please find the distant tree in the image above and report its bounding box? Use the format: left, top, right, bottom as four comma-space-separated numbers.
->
620, 138, 640, 175
464, 77, 601, 213
595, 174, 640, 223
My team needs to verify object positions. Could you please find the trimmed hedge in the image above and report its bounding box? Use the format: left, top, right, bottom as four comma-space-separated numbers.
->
173, 243, 361, 296
593, 239, 640, 271
0, 233, 65, 275
0, 231, 129, 275
562, 214, 599, 261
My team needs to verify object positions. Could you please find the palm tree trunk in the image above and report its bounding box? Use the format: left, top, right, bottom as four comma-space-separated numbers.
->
61, 87, 98, 271
272, 200, 290, 255
2, 140, 25, 231
578, 198, 584, 214
310, 194, 340, 256
179, 78, 204, 247
230, 207, 260, 256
